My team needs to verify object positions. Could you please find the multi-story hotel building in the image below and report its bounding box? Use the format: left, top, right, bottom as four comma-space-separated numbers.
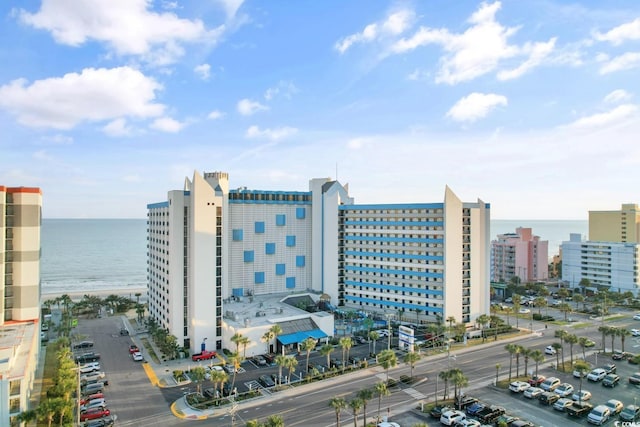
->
589, 203, 640, 243
490, 227, 549, 283
0, 186, 42, 427
562, 233, 640, 294
147, 172, 490, 353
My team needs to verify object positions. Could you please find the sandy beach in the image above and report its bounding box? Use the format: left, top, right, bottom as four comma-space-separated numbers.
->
40, 287, 148, 304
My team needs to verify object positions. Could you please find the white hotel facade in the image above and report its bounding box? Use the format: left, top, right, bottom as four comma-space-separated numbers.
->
147, 171, 490, 354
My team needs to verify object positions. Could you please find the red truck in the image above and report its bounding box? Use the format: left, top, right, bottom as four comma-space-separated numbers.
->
191, 350, 217, 361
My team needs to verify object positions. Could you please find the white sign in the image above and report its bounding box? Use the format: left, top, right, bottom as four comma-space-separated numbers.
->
398, 325, 415, 352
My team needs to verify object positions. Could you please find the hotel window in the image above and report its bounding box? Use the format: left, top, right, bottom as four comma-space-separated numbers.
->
276, 264, 286, 275
266, 243, 276, 255
244, 251, 254, 263
255, 272, 265, 284
296, 255, 306, 267
232, 229, 243, 241
296, 207, 306, 219
286, 277, 296, 289
286, 235, 296, 247
255, 221, 265, 233
276, 214, 286, 226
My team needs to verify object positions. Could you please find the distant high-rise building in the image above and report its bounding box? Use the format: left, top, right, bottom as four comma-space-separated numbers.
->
0, 185, 42, 426
147, 171, 491, 353
589, 203, 640, 243
491, 227, 549, 283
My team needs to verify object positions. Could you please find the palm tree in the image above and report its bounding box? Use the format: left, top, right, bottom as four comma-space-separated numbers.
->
446, 316, 456, 337
320, 344, 334, 369
530, 349, 544, 376
552, 342, 562, 370
349, 398, 363, 427
476, 314, 490, 342
374, 382, 390, 423
514, 345, 523, 377
275, 354, 287, 386
439, 370, 451, 399
521, 347, 532, 377
239, 335, 251, 360
231, 332, 244, 355
329, 396, 347, 427
573, 359, 591, 402
369, 331, 380, 355
262, 330, 275, 354
339, 337, 353, 373
210, 370, 227, 399
228, 352, 241, 392
403, 351, 421, 380
505, 343, 517, 380
558, 302, 572, 321
609, 326, 618, 353
512, 294, 521, 328
190, 366, 207, 394
555, 329, 568, 367
578, 336, 590, 360
270, 324, 283, 355
598, 325, 611, 352
495, 363, 501, 386
284, 355, 298, 384
565, 333, 578, 366
534, 297, 547, 316
357, 388, 373, 427
264, 415, 285, 427
619, 328, 631, 352
378, 349, 397, 383
301, 337, 317, 374
450, 369, 469, 405
573, 294, 584, 311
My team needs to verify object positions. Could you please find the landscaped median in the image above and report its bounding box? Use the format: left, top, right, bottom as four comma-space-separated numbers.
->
170, 396, 214, 420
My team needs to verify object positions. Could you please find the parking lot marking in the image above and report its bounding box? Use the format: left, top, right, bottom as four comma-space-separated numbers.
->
142, 362, 160, 386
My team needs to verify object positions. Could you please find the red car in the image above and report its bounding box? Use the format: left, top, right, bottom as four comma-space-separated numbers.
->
80, 392, 104, 405
129, 345, 139, 354
80, 408, 110, 421
528, 375, 546, 386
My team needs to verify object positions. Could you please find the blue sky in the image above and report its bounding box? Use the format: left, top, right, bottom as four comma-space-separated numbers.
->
1, 1, 639, 219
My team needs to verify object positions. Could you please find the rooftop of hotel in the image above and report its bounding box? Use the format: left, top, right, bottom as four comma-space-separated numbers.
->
223, 291, 332, 329
0, 321, 37, 379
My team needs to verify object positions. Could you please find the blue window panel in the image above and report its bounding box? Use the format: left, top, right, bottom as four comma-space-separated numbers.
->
276, 214, 286, 226
265, 243, 276, 255
243, 251, 254, 262
286, 277, 296, 289
255, 272, 265, 284
232, 288, 244, 297
296, 207, 306, 219
255, 221, 265, 233
296, 255, 305, 267
286, 235, 296, 247
276, 264, 286, 275
232, 229, 243, 241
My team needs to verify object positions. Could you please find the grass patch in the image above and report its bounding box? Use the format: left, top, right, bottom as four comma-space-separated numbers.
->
41, 345, 58, 401
569, 322, 590, 329
140, 337, 161, 364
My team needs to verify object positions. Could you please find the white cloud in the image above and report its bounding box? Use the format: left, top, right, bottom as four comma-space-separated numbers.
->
237, 98, 268, 115
33, 150, 53, 161
599, 52, 640, 74
390, 2, 554, 85
103, 118, 133, 136
122, 174, 141, 182
264, 81, 298, 101
245, 125, 298, 140
194, 64, 211, 80
604, 89, 632, 104
0, 67, 164, 129
41, 134, 73, 145
446, 92, 508, 122
335, 9, 414, 54
18, 0, 224, 65
497, 38, 556, 80
207, 110, 225, 120
150, 117, 186, 133
347, 137, 373, 150
567, 104, 637, 129
594, 18, 640, 45
216, 0, 245, 20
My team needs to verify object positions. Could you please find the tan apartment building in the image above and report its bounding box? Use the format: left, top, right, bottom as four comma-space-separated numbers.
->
589, 203, 640, 243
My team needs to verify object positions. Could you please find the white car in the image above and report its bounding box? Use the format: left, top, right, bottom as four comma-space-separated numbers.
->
377, 423, 400, 427
132, 351, 144, 361
545, 345, 557, 355
79, 363, 101, 374
518, 308, 531, 314
588, 405, 611, 425
80, 372, 106, 382
554, 383, 574, 397
554, 397, 573, 411
440, 410, 466, 426
572, 390, 592, 401
632, 329, 640, 337
509, 381, 531, 393
634, 314, 640, 320
587, 368, 607, 382
523, 387, 543, 399
204, 365, 223, 379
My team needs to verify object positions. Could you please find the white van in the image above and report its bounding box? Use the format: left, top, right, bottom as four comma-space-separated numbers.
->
82, 382, 104, 395
440, 410, 465, 426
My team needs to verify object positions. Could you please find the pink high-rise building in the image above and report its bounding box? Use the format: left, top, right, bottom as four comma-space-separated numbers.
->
491, 227, 548, 283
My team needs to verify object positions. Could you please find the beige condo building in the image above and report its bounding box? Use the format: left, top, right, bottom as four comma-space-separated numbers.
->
589, 203, 640, 243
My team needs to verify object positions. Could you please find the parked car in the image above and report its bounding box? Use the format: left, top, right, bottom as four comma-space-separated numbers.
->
258, 374, 275, 388
80, 398, 106, 413
620, 405, 640, 422
252, 355, 267, 366
79, 408, 111, 422
528, 375, 545, 386
604, 399, 623, 415
132, 351, 144, 361
73, 341, 94, 349
454, 419, 480, 427
465, 402, 485, 416
629, 372, 640, 385
523, 387, 543, 399
566, 401, 593, 417
80, 393, 104, 406
509, 381, 530, 393
440, 410, 466, 426
539, 391, 560, 405
554, 383, 574, 397
634, 313, 640, 320
601, 363, 616, 374
587, 405, 611, 425
85, 416, 116, 427
544, 346, 557, 355
573, 364, 592, 378
454, 394, 478, 409
602, 373, 620, 387
540, 377, 561, 391
430, 405, 452, 419
510, 421, 535, 427
81, 372, 106, 383
76, 353, 101, 364
612, 350, 632, 360
128, 345, 139, 354
632, 329, 640, 336
553, 398, 574, 412
587, 368, 607, 382
79, 363, 101, 374
571, 390, 592, 401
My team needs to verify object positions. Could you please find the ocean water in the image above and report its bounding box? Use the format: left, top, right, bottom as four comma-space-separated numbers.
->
40, 218, 588, 296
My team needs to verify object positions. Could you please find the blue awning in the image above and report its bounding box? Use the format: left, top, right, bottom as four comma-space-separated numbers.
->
277, 329, 327, 345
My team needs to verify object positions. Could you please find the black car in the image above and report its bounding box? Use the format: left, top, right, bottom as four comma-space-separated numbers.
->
75, 353, 101, 363
429, 405, 452, 419
620, 405, 640, 422
454, 394, 478, 409
602, 373, 620, 387
258, 374, 275, 388
601, 363, 616, 374
539, 391, 560, 405
73, 341, 94, 349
